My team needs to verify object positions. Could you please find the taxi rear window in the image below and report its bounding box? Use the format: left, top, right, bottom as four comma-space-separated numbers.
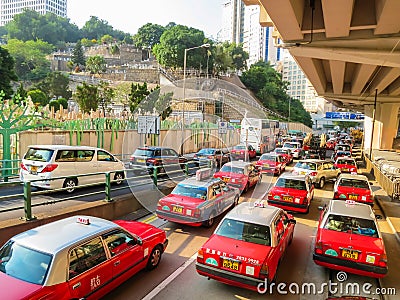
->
294, 162, 316, 170
275, 178, 307, 190
220, 165, 244, 174
0, 241, 52, 285
323, 214, 378, 237
24, 148, 54, 162
260, 155, 277, 161
172, 184, 207, 199
337, 159, 355, 165
216, 218, 271, 246
339, 178, 369, 189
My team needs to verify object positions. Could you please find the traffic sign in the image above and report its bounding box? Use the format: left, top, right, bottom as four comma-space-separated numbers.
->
137, 116, 160, 134
218, 121, 227, 134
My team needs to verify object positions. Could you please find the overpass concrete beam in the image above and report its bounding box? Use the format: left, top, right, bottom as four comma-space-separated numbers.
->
375, 0, 400, 35
330, 60, 346, 94
321, 0, 354, 38
294, 56, 327, 94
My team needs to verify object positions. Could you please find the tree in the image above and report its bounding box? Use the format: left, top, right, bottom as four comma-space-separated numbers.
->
0, 46, 18, 99
49, 97, 68, 112
128, 82, 151, 115
225, 42, 248, 71
12, 83, 27, 104
86, 55, 107, 74
4, 39, 53, 81
97, 81, 114, 115
71, 40, 86, 69
75, 82, 99, 113
133, 23, 165, 49
152, 25, 209, 68
81, 16, 114, 40
212, 43, 233, 75
100, 34, 114, 44
28, 89, 49, 107
36, 72, 72, 100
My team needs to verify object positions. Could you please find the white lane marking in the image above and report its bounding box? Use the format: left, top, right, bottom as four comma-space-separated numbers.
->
141, 253, 198, 300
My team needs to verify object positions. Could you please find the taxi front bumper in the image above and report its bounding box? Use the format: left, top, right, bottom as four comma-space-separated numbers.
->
313, 253, 387, 278
196, 262, 265, 291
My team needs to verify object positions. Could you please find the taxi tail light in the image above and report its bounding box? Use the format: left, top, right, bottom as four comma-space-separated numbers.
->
315, 241, 323, 254
41, 163, 58, 173
309, 172, 317, 176
20, 163, 28, 171
259, 263, 269, 279
267, 193, 273, 199
197, 249, 204, 263
194, 208, 201, 218
379, 253, 387, 266
294, 149, 300, 152
207, 155, 214, 159
333, 191, 339, 199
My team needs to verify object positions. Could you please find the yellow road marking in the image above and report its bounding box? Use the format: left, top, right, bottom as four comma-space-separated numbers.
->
142, 214, 158, 224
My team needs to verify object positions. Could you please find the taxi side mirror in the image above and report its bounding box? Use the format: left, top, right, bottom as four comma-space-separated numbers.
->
318, 205, 325, 211
223, 187, 230, 192
369, 181, 374, 185
375, 214, 383, 220
131, 236, 143, 246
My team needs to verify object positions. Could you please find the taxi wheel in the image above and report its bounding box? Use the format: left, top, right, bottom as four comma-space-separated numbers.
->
232, 195, 239, 208
146, 245, 162, 270
63, 178, 77, 193
114, 172, 125, 185
203, 211, 216, 228
318, 177, 325, 189
288, 232, 294, 245
243, 183, 250, 193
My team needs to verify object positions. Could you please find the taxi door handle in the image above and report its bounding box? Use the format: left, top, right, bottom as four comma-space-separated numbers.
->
114, 261, 120, 266
72, 282, 81, 289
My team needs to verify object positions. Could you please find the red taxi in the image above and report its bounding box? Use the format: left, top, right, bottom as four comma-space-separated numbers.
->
313, 200, 387, 278
274, 147, 293, 164
230, 144, 257, 160
196, 201, 296, 290
0, 216, 168, 300
213, 161, 260, 193
265, 172, 314, 213
333, 174, 374, 205
334, 157, 358, 174
156, 169, 240, 227
255, 153, 286, 176
325, 138, 337, 150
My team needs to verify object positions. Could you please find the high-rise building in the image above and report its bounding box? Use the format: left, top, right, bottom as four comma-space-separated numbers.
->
0, 0, 67, 26
220, 0, 245, 44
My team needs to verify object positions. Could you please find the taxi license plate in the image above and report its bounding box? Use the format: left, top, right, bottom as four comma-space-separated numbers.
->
283, 196, 293, 202
342, 249, 359, 260
137, 159, 145, 163
343, 168, 349, 172
223, 177, 230, 183
349, 194, 358, 200
222, 259, 239, 271
300, 171, 307, 175
172, 206, 183, 213
30, 166, 38, 174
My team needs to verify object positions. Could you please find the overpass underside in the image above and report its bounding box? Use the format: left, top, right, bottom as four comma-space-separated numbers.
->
243, 0, 400, 150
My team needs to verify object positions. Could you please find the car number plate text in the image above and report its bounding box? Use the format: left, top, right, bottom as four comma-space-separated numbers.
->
30, 166, 38, 174
342, 249, 359, 260
137, 159, 145, 163
172, 206, 183, 213
349, 194, 358, 200
223, 259, 239, 271
223, 177, 230, 183
283, 196, 293, 202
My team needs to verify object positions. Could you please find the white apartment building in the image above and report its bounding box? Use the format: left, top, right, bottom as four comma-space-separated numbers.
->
220, 0, 245, 44
0, 0, 67, 26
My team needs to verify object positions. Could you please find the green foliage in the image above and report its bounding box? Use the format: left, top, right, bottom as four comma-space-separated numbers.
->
49, 97, 68, 111
5, 9, 81, 45
36, 72, 72, 100
28, 89, 49, 107
152, 25, 209, 68
97, 81, 115, 114
81, 16, 114, 40
12, 83, 27, 104
123, 35, 134, 44
241, 61, 312, 127
109, 44, 120, 55
4, 39, 53, 81
75, 82, 99, 113
81, 38, 96, 47
212, 43, 233, 74
86, 55, 107, 74
128, 82, 151, 114
100, 34, 114, 44
0, 46, 18, 99
223, 42, 248, 71
133, 23, 165, 49
72, 40, 86, 68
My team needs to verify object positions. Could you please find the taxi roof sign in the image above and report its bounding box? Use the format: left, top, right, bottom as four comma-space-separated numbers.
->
77, 217, 90, 225
196, 168, 213, 181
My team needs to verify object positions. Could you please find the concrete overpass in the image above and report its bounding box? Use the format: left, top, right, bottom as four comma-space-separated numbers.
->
243, 0, 400, 150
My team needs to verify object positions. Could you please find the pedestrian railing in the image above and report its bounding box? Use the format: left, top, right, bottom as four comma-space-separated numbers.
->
0, 159, 22, 182
0, 160, 211, 221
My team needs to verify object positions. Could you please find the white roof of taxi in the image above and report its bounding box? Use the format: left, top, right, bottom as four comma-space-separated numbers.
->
179, 176, 220, 187
11, 216, 119, 254
28, 145, 101, 151
327, 200, 375, 220
224, 202, 280, 226
338, 173, 369, 181
224, 161, 253, 168
279, 172, 308, 181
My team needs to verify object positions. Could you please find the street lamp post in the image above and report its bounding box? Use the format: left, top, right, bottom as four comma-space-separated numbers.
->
181, 43, 210, 155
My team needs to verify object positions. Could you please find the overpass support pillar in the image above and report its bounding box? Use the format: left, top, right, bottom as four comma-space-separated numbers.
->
364, 103, 399, 153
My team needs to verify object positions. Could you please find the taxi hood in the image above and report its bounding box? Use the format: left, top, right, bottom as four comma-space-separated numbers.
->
114, 220, 164, 241
0, 272, 43, 299
257, 160, 278, 166
214, 172, 245, 179
202, 234, 272, 263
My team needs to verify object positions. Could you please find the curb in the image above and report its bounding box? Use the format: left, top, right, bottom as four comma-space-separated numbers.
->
375, 197, 400, 244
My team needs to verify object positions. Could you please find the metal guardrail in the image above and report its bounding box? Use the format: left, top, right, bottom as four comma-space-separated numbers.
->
365, 155, 397, 199
0, 159, 22, 182
0, 160, 210, 221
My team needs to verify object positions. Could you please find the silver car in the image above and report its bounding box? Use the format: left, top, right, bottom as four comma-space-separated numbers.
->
292, 159, 341, 188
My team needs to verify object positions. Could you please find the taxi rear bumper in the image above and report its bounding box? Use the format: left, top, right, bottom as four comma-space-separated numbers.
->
156, 210, 202, 226
313, 253, 387, 278
267, 199, 309, 213
196, 262, 265, 291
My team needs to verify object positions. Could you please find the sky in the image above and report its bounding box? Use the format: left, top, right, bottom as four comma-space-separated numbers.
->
67, 0, 224, 38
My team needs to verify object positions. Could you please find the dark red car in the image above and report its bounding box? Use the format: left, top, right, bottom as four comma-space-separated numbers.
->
230, 144, 257, 160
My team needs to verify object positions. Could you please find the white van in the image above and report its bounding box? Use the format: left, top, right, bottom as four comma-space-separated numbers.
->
19, 145, 125, 192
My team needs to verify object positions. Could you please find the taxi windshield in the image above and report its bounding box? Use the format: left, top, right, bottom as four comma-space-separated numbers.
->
275, 178, 307, 190
275, 148, 286, 154
294, 162, 317, 171
0, 241, 52, 285
216, 218, 271, 246
283, 143, 296, 148
233, 145, 246, 150
172, 184, 207, 199
339, 179, 369, 189
323, 214, 378, 237
337, 159, 355, 165
260, 155, 277, 161
197, 149, 215, 155
220, 165, 244, 174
